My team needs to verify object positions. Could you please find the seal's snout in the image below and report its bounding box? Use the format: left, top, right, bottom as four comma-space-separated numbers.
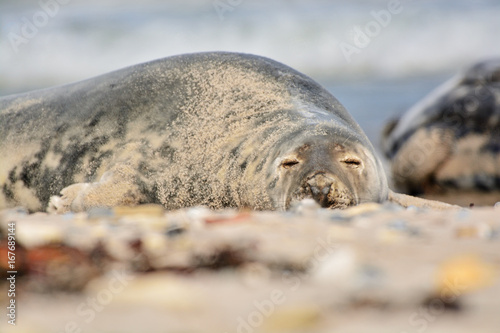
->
306, 173, 335, 207
300, 172, 355, 209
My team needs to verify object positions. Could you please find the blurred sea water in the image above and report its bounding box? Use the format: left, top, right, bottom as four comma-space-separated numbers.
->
1, 0, 499, 147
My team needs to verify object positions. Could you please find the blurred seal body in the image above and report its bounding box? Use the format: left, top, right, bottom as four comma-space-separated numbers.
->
382, 59, 500, 194
0, 52, 388, 212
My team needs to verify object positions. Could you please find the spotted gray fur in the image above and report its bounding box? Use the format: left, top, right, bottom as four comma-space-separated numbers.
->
382, 59, 500, 194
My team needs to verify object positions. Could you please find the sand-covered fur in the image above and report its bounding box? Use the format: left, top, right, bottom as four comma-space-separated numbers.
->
1, 52, 390, 212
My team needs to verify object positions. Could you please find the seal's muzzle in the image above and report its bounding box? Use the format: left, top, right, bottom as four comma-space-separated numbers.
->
292, 172, 355, 209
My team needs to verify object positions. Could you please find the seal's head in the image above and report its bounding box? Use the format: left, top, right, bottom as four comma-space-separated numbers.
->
267, 130, 388, 210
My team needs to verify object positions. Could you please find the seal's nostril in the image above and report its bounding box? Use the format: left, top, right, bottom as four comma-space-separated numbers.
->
306, 173, 335, 206
310, 186, 321, 196
321, 186, 330, 195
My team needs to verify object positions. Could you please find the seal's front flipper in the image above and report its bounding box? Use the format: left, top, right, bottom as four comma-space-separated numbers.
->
387, 189, 461, 210
47, 165, 147, 214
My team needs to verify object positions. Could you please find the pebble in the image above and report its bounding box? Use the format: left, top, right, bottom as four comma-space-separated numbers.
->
387, 219, 408, 231
357, 264, 384, 289
342, 202, 382, 217
477, 223, 493, 239
377, 229, 406, 243
436, 255, 495, 296
490, 228, 500, 239
87, 207, 114, 219
455, 209, 471, 220
204, 212, 251, 224
185, 206, 212, 227
290, 198, 321, 215
455, 223, 493, 239
382, 202, 405, 212
312, 247, 357, 285
142, 231, 169, 254
165, 225, 186, 237
16, 221, 65, 248
262, 304, 321, 332
106, 273, 204, 312
386, 219, 420, 237
238, 262, 272, 287
9, 206, 29, 215
114, 204, 165, 217
406, 205, 419, 212
327, 211, 352, 223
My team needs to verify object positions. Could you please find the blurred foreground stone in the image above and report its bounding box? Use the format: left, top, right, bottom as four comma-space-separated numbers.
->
0, 202, 499, 333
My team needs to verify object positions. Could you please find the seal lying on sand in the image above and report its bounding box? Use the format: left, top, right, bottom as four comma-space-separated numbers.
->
382, 59, 500, 194
0, 52, 453, 213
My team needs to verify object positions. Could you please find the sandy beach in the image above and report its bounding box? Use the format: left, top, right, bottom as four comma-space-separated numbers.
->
1, 201, 499, 333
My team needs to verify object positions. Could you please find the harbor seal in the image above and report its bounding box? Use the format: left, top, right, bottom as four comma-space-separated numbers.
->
0, 52, 452, 213
382, 59, 500, 194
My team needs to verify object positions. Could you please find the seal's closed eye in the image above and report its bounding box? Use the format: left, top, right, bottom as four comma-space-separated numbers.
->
281, 158, 300, 169
341, 157, 362, 168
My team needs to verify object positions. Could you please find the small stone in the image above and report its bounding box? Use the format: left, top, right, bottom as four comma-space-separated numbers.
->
377, 229, 405, 243
238, 262, 271, 287
204, 212, 251, 224
436, 255, 495, 296
382, 202, 405, 212
312, 248, 357, 284
87, 207, 114, 219
358, 264, 384, 289
477, 223, 493, 239
25, 245, 98, 292
143, 232, 168, 252
406, 205, 419, 212
455, 226, 479, 238
62, 212, 76, 221
263, 304, 321, 332
114, 204, 164, 217
327, 211, 352, 223
186, 206, 212, 221
183, 206, 212, 228
455, 209, 470, 220
165, 225, 186, 237
387, 219, 408, 231
387, 219, 420, 236
107, 273, 203, 311
9, 206, 29, 215
343, 202, 382, 217
490, 228, 500, 239
16, 222, 65, 248
290, 198, 320, 215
